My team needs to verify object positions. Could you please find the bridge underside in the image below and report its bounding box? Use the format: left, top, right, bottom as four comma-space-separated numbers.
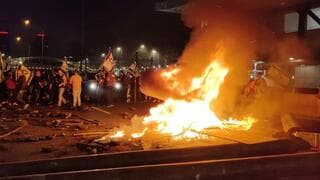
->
155, 0, 187, 13
155, 0, 320, 14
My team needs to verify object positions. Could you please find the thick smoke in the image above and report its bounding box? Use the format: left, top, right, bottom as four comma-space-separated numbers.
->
140, 0, 311, 120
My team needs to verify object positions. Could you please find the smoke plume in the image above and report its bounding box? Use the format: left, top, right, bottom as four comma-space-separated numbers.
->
141, 0, 311, 119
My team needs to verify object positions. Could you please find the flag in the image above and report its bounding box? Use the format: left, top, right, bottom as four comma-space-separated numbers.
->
128, 61, 140, 78
100, 51, 115, 72
60, 57, 69, 79
21, 65, 31, 82
16, 65, 32, 85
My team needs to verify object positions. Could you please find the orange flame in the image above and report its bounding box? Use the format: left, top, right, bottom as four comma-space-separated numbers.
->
140, 60, 254, 139
106, 57, 255, 141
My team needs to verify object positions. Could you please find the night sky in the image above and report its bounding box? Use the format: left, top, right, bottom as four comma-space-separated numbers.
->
0, 0, 190, 62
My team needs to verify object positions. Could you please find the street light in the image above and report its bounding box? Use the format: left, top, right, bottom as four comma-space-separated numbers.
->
36, 32, 46, 57
101, 53, 106, 58
116, 46, 122, 52
288, 57, 303, 63
23, 19, 30, 27
140, 44, 145, 49
151, 49, 157, 54
16, 36, 22, 42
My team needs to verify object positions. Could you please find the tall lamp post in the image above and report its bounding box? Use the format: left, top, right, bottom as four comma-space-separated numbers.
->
15, 36, 22, 43
38, 31, 45, 57
116, 46, 123, 66
23, 19, 30, 27
23, 18, 46, 58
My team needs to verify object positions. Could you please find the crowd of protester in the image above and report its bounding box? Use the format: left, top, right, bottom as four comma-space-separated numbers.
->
0, 64, 159, 110
92, 65, 159, 106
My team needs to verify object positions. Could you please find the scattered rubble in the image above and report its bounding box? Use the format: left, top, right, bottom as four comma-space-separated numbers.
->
11, 135, 56, 143
76, 141, 110, 154
81, 105, 92, 112
75, 115, 100, 125
77, 140, 141, 154
0, 102, 149, 162
73, 131, 111, 137
41, 147, 55, 154
0, 145, 8, 151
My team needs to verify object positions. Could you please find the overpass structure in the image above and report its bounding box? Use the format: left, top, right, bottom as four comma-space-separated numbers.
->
154, 0, 320, 15
155, 0, 187, 13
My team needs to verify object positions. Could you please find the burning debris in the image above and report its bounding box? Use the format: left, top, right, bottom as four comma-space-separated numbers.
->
97, 60, 255, 149
93, 0, 308, 147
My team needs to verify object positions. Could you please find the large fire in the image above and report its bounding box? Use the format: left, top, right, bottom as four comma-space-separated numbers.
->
142, 60, 254, 139
100, 56, 255, 143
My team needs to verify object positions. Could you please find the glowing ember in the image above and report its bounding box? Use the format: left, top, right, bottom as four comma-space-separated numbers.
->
139, 61, 253, 139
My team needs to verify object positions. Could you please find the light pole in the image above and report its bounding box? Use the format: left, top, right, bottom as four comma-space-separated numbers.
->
22, 19, 31, 59
36, 32, 45, 57
138, 44, 148, 66
140, 44, 145, 49
151, 49, 157, 54
151, 49, 160, 67
40, 31, 44, 57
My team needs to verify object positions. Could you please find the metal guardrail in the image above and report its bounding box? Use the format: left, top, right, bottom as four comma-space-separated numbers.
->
7, 56, 97, 72
0, 138, 310, 178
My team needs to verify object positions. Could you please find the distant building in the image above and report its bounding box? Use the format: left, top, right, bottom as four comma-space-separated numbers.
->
0, 32, 10, 55
284, 7, 320, 33
0, 20, 10, 55
31, 33, 48, 57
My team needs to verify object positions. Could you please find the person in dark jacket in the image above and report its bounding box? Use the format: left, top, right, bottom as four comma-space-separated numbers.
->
5, 73, 16, 105
16, 69, 29, 109
31, 70, 44, 105
48, 69, 59, 104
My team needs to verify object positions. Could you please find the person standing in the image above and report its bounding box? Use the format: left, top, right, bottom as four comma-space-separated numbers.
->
5, 73, 16, 105
57, 69, 67, 107
105, 69, 116, 105
69, 70, 82, 108
119, 70, 129, 103
95, 70, 105, 105
16, 69, 29, 109
127, 62, 139, 103
48, 69, 58, 104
